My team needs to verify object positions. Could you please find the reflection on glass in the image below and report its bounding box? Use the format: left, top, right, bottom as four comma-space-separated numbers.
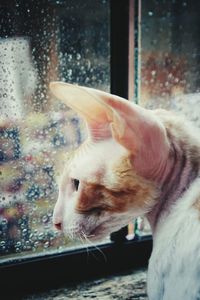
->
0, 0, 110, 260
140, 0, 200, 128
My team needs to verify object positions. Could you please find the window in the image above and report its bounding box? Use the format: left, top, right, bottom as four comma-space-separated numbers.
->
0, 0, 111, 261
1, 0, 153, 295
140, 0, 200, 129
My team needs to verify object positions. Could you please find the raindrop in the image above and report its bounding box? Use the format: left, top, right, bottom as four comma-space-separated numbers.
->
0, 241, 6, 247
44, 241, 50, 248
67, 69, 72, 77
76, 53, 81, 60
42, 215, 48, 223
16, 241, 22, 247
68, 54, 72, 61
22, 228, 27, 236
34, 241, 39, 248
38, 232, 44, 240
1, 219, 8, 226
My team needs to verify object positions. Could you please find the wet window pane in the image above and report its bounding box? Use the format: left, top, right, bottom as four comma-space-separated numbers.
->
140, 0, 200, 127
0, 0, 110, 260
134, 0, 200, 236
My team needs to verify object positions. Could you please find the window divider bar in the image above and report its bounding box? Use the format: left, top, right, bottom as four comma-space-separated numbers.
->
110, 0, 129, 99
128, 0, 135, 102
110, 0, 138, 101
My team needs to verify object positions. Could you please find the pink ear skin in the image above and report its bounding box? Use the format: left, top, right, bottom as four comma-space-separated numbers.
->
99, 94, 171, 180
50, 82, 170, 181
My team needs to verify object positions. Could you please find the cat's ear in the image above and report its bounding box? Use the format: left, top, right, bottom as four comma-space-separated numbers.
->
97, 92, 170, 178
49, 81, 123, 141
50, 82, 170, 178
96, 94, 168, 152
49, 82, 168, 151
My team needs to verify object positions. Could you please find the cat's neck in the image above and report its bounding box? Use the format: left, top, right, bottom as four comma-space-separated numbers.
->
147, 136, 200, 233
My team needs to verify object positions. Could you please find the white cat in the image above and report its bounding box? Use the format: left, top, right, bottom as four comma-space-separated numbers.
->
50, 81, 200, 300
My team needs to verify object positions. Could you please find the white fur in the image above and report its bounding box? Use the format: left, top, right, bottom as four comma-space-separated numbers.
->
147, 177, 200, 300
68, 138, 128, 185
53, 139, 133, 240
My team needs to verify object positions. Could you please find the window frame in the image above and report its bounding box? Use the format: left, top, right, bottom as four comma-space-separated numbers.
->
0, 0, 152, 296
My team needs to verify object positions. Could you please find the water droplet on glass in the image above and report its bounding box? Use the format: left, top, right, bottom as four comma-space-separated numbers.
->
76, 53, 81, 60
42, 215, 48, 223
68, 54, 72, 61
34, 241, 39, 248
0, 241, 6, 247
38, 232, 44, 240
44, 241, 50, 249
1, 219, 8, 226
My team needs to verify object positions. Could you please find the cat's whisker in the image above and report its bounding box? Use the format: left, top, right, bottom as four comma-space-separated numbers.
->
79, 234, 89, 256
81, 231, 107, 263
81, 231, 91, 244
81, 231, 99, 261
79, 231, 91, 261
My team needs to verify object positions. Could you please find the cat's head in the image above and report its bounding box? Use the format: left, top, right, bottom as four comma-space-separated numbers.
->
50, 82, 170, 241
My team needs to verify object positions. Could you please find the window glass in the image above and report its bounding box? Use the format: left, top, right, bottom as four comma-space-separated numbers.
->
134, 0, 200, 236
140, 0, 200, 128
0, 0, 110, 261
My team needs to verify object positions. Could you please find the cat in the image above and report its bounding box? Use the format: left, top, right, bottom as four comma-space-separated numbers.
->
49, 81, 200, 300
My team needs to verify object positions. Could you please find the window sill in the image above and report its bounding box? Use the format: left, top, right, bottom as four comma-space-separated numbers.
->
0, 235, 152, 297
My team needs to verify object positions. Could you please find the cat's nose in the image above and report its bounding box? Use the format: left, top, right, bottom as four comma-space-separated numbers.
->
53, 198, 64, 231
54, 222, 62, 231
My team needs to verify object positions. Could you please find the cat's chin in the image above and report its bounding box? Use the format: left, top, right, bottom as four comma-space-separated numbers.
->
63, 224, 115, 243
87, 225, 111, 242
85, 221, 128, 242
64, 229, 109, 243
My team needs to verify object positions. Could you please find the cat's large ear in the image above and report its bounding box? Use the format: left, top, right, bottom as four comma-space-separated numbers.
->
50, 82, 170, 178
96, 93, 170, 151
49, 81, 123, 141
50, 81, 168, 150
96, 90, 170, 178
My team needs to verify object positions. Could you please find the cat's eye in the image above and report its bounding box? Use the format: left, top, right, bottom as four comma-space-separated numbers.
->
90, 207, 102, 215
78, 206, 104, 216
72, 178, 80, 191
